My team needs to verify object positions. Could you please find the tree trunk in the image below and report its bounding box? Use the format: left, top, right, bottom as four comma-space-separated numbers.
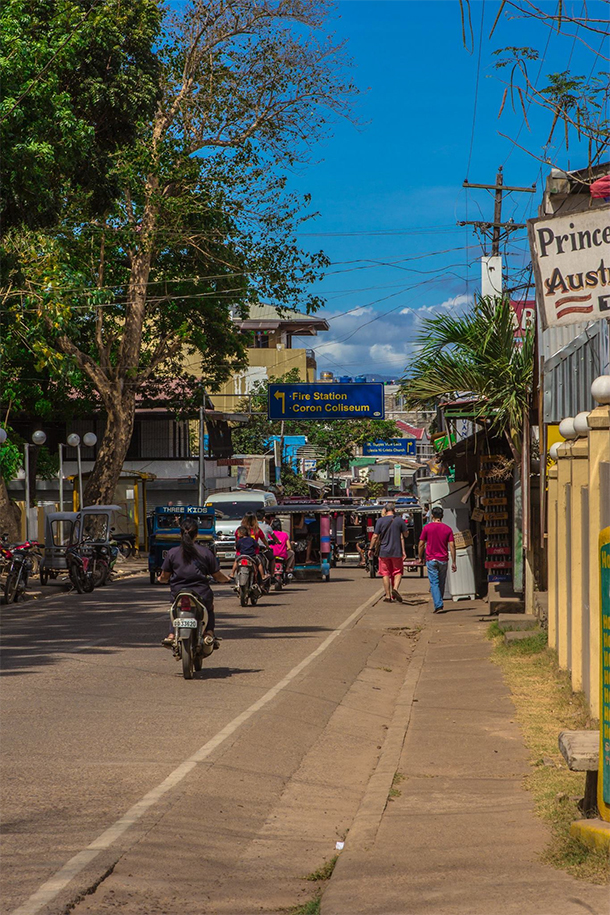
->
0, 477, 21, 541
82, 392, 136, 505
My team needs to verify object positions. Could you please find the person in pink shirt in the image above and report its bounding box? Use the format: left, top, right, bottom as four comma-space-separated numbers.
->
418, 506, 457, 613
270, 519, 295, 573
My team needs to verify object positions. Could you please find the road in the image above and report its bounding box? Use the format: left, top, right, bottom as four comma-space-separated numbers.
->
1, 568, 428, 915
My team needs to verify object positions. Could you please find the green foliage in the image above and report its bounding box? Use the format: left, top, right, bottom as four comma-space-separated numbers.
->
1, 0, 357, 502
401, 296, 534, 458
0, 429, 22, 482
279, 463, 312, 497
0, 0, 162, 230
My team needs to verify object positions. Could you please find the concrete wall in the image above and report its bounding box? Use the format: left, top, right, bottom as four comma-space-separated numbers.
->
546, 404, 610, 716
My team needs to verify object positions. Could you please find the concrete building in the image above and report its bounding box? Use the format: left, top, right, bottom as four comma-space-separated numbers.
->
212, 304, 329, 412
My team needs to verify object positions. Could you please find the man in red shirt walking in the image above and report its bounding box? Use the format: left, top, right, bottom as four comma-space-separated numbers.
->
418, 506, 457, 612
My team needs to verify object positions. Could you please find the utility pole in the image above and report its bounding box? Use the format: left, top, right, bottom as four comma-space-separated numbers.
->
198, 393, 206, 507
459, 166, 538, 610
459, 166, 537, 297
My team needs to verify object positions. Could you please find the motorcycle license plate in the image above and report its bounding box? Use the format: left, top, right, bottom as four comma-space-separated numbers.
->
176, 618, 197, 628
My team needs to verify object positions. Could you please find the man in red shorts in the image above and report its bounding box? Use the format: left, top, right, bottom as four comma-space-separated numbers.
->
369, 502, 409, 602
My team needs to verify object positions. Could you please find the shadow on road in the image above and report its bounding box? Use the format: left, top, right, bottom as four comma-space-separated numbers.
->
194, 666, 264, 680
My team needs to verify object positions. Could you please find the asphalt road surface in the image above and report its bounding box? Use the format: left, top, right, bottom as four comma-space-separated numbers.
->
1, 568, 426, 915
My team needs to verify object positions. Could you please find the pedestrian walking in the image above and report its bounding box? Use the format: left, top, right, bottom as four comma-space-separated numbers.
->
369, 502, 408, 603
418, 506, 457, 612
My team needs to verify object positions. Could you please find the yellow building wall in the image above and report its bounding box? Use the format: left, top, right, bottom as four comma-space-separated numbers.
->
215, 348, 315, 413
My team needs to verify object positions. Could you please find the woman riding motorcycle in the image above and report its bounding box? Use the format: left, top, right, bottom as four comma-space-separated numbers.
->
158, 517, 230, 647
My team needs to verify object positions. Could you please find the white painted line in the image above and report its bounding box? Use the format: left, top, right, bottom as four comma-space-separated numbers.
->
10, 586, 382, 915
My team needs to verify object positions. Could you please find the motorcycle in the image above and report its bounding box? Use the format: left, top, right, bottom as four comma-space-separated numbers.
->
67, 541, 117, 592
66, 542, 95, 593
272, 556, 292, 591
235, 555, 261, 607
2, 540, 42, 603
169, 591, 216, 680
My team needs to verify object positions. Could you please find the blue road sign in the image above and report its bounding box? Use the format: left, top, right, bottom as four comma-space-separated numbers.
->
268, 383, 385, 421
363, 439, 417, 457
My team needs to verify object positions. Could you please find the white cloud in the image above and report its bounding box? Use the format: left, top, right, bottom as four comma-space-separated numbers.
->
295, 287, 473, 377
369, 343, 401, 362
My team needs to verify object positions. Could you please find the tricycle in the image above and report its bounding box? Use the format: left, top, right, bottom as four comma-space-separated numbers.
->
147, 505, 216, 585
40, 512, 77, 585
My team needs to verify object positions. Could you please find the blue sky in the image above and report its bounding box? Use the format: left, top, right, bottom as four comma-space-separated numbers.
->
290, 0, 609, 378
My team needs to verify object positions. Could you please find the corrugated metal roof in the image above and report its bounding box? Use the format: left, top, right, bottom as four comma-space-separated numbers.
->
543, 320, 609, 423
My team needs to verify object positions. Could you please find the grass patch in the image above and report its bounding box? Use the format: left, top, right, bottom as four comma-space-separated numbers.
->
488, 626, 608, 883
304, 856, 338, 882
292, 857, 339, 915
389, 770, 404, 800
289, 896, 320, 915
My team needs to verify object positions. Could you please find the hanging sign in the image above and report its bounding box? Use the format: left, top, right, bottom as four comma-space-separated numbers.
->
363, 439, 416, 457
528, 205, 610, 328
268, 383, 385, 421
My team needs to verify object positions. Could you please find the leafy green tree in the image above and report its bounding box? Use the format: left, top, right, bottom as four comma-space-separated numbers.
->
400, 296, 534, 461
0, 0, 162, 231
2, 0, 357, 505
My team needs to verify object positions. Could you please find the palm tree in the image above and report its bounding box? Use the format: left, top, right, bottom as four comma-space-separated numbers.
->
401, 296, 534, 461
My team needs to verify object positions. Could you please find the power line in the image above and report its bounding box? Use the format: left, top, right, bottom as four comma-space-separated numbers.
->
465, 0, 486, 180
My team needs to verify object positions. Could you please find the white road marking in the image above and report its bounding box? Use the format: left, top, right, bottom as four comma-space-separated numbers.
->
10, 587, 382, 915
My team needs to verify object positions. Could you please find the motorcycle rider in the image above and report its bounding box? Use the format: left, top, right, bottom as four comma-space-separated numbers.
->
269, 519, 295, 574
230, 525, 266, 582
158, 517, 230, 647
256, 509, 277, 574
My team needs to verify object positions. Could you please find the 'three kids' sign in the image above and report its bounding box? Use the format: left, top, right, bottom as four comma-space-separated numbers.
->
528, 205, 610, 329
363, 439, 416, 457
268, 383, 385, 421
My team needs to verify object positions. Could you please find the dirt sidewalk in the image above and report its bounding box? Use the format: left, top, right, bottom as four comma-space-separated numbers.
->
321, 593, 609, 915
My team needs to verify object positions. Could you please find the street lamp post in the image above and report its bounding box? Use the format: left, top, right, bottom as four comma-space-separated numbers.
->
24, 430, 47, 540
67, 432, 98, 509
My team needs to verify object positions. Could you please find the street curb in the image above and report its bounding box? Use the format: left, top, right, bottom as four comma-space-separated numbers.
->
9, 567, 148, 607
320, 625, 431, 914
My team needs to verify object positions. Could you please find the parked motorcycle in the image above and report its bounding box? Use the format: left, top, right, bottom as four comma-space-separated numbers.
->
66, 542, 95, 593
169, 591, 216, 680
67, 541, 117, 592
272, 556, 292, 591
235, 555, 261, 607
1, 539, 42, 603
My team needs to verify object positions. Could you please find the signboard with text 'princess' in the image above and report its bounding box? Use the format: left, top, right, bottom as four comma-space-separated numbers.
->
528, 205, 610, 329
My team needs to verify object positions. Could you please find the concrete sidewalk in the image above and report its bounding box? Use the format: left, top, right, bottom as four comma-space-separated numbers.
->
322, 591, 609, 915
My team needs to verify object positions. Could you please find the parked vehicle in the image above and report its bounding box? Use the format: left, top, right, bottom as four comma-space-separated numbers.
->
65, 505, 120, 592
1, 539, 42, 603
66, 541, 95, 593
148, 505, 216, 585
235, 554, 260, 606
205, 490, 277, 561
168, 590, 216, 679
40, 512, 77, 584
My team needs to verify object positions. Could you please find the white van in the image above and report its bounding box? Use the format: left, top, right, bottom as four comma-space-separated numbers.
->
205, 489, 278, 560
